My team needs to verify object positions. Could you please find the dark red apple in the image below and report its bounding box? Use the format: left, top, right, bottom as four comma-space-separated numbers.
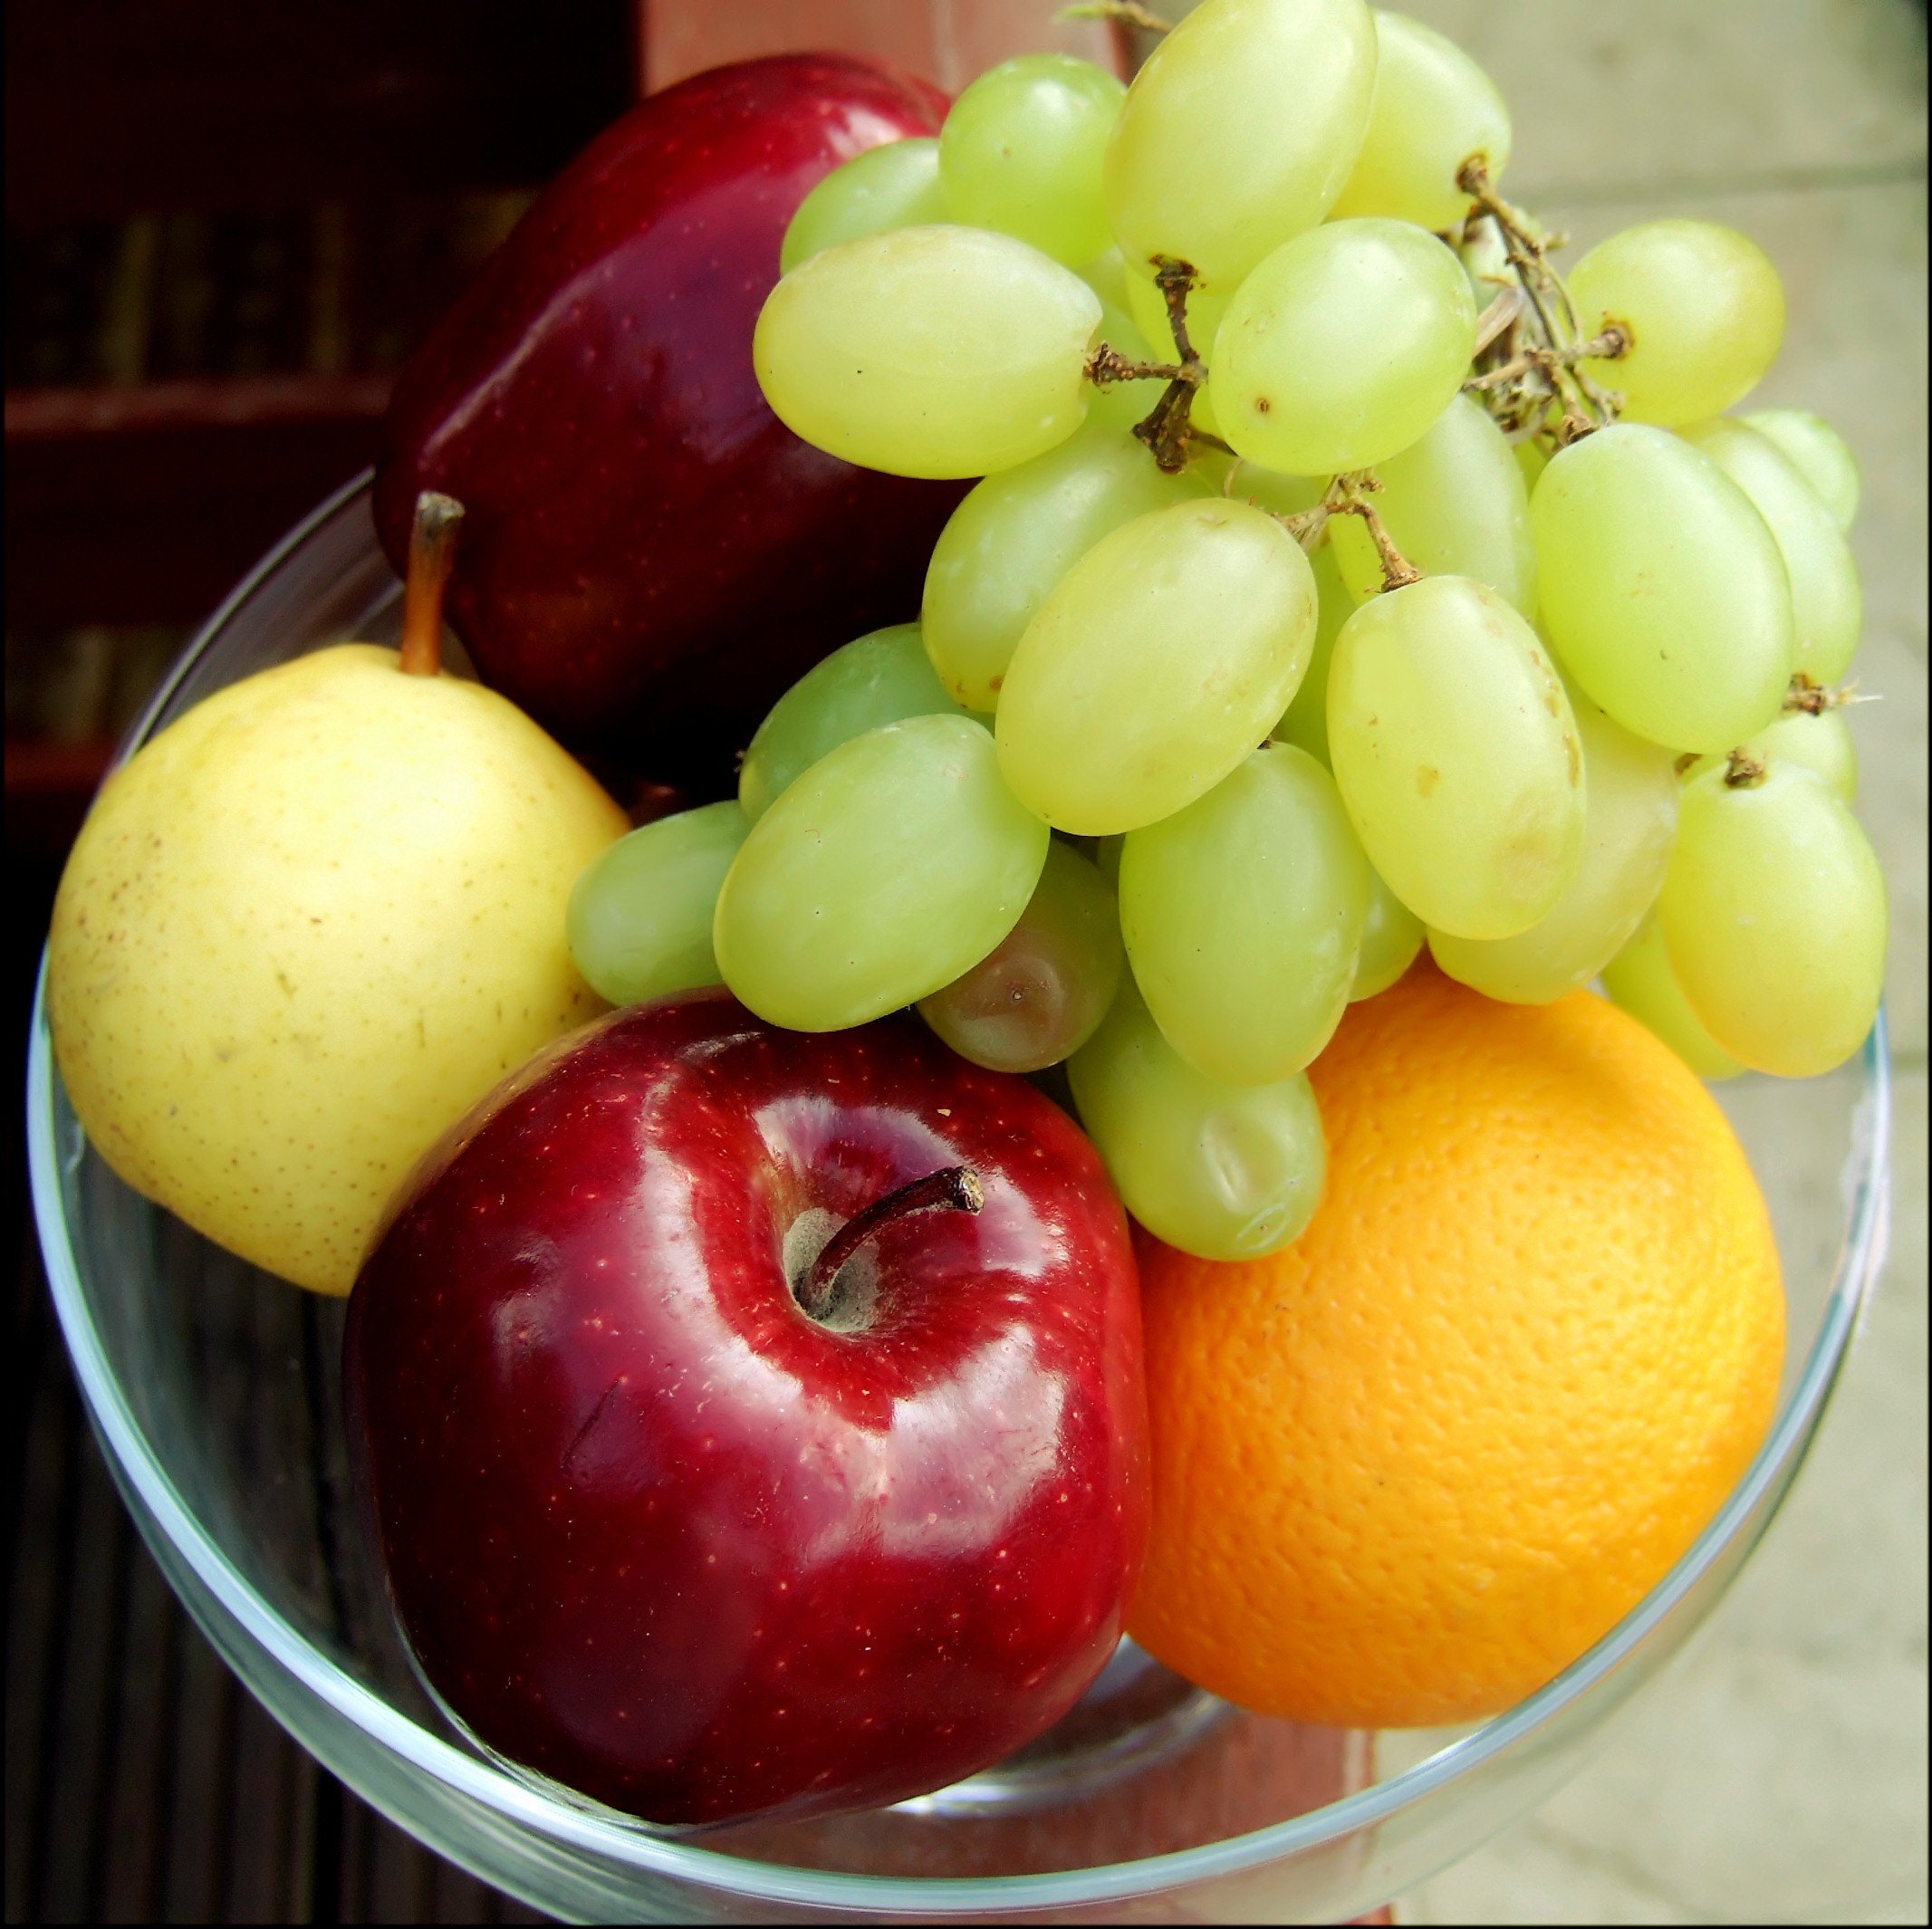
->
344, 993, 1149, 1828
373, 55, 968, 791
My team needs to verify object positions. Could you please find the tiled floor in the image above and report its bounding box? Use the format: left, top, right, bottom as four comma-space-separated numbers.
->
1376, 3, 1929, 1923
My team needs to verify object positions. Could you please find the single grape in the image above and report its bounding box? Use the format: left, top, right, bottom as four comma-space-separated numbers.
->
1095, 833, 1124, 885
1682, 704, 1858, 805
939, 54, 1125, 267
1067, 977, 1327, 1262
1350, 861, 1424, 998
779, 139, 949, 274
996, 497, 1317, 834
1225, 463, 1328, 520
1122, 268, 1230, 438
1120, 743, 1370, 1084
1599, 911, 1744, 1082
1680, 417, 1862, 685
1532, 423, 1795, 752
1213, 218, 1479, 475
1327, 574, 1585, 940
754, 226, 1100, 478
1331, 10, 1512, 230
1104, 0, 1377, 295
1327, 392, 1536, 615
918, 840, 1124, 1072
1743, 408, 1860, 532
739, 624, 968, 821
1428, 694, 1677, 1003
1568, 219, 1785, 426
1079, 246, 1136, 314
567, 801, 748, 1009
921, 418, 1208, 712
1514, 434, 1549, 493
1659, 761, 1887, 1078
714, 714, 1048, 1032
1271, 538, 1353, 766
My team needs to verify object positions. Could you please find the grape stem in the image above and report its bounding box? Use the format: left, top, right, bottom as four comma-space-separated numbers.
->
1082, 259, 1212, 475
1463, 328, 1629, 394
799, 1165, 985, 1313
1723, 748, 1768, 788
1472, 285, 1528, 358
1784, 672, 1866, 715
1056, 0, 1171, 27
1328, 472, 1423, 591
1456, 158, 1625, 445
399, 491, 465, 677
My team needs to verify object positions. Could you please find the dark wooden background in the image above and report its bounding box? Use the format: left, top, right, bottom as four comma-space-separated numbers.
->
5, 6, 632, 1914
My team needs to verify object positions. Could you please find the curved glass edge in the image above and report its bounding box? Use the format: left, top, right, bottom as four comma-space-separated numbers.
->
22, 471, 1896, 1915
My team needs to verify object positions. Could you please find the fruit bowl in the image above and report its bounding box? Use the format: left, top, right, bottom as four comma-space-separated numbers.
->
27, 474, 1892, 1923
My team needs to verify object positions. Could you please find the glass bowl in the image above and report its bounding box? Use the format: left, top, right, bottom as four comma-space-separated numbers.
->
28, 475, 1893, 1924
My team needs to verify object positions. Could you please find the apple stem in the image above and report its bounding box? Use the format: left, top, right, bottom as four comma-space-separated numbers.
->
399, 490, 466, 677
800, 1166, 985, 1312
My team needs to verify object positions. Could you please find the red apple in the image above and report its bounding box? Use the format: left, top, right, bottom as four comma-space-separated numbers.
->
373, 55, 968, 792
344, 993, 1149, 1827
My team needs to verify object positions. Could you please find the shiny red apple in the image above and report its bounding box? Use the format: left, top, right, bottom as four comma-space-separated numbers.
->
373, 55, 968, 790
343, 993, 1149, 1828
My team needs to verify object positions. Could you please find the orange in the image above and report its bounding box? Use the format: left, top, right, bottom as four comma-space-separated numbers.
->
1126, 962, 1784, 1730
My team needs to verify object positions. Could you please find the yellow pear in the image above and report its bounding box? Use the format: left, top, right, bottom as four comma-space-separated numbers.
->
47, 494, 630, 1294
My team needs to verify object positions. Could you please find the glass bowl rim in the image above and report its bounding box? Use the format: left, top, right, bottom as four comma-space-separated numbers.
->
24, 471, 1896, 1914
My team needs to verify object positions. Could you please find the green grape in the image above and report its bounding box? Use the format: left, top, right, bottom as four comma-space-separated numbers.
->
1120, 743, 1370, 1084
1079, 245, 1135, 313
1599, 911, 1744, 1082
1122, 268, 1229, 438
939, 55, 1124, 267
1659, 761, 1886, 1078
1428, 694, 1677, 1003
1682, 705, 1858, 805
1067, 978, 1327, 1262
996, 497, 1317, 835
754, 226, 1100, 478
1744, 408, 1860, 532
1327, 574, 1585, 940
1532, 424, 1795, 753
1680, 417, 1862, 685
1104, 0, 1377, 295
714, 715, 1048, 1032
779, 139, 949, 274
921, 419, 1208, 712
1271, 539, 1353, 766
567, 802, 748, 1008
918, 840, 1124, 1071
1213, 219, 1479, 475
1224, 462, 1327, 518
1568, 220, 1785, 426
1095, 833, 1124, 885
1330, 10, 1512, 230
1350, 861, 1424, 998
739, 624, 967, 821
1328, 392, 1536, 614
1514, 434, 1549, 493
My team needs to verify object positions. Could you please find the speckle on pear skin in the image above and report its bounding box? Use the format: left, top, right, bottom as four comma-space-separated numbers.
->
45, 643, 630, 1295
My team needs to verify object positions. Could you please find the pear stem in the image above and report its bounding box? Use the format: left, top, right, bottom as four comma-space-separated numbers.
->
800, 1166, 985, 1313
399, 491, 466, 677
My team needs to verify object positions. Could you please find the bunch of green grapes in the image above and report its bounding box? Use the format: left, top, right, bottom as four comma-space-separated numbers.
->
567, 0, 1888, 1267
